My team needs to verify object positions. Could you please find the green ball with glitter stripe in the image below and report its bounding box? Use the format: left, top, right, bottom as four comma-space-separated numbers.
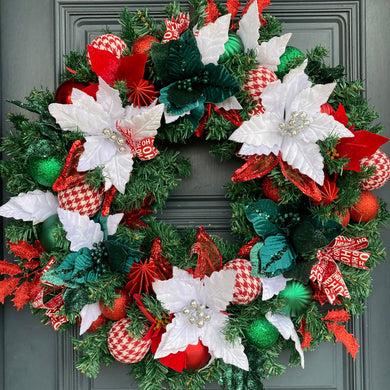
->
245, 316, 279, 349
278, 280, 312, 317
219, 33, 244, 62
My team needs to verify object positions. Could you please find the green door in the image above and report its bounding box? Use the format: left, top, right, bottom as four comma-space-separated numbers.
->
1, 1, 389, 389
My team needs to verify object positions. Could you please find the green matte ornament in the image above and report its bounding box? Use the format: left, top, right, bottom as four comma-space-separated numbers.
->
277, 46, 305, 78
278, 280, 312, 317
219, 33, 244, 62
27, 140, 64, 187
245, 316, 279, 349
39, 214, 64, 252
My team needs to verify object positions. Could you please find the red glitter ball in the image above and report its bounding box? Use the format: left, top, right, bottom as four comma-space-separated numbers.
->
261, 175, 282, 202
350, 191, 379, 222
131, 35, 159, 55
100, 289, 131, 320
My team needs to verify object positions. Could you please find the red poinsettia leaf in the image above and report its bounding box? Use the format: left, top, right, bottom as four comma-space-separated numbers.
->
117, 53, 147, 85
81, 83, 98, 99
101, 186, 117, 217
280, 160, 322, 201
323, 309, 350, 323
22, 260, 42, 271
205, 0, 220, 23
52, 140, 85, 191
333, 104, 349, 127
7, 240, 41, 261
238, 236, 262, 259
232, 153, 281, 182
226, 0, 241, 22
122, 195, 154, 229
242, 0, 271, 17
298, 317, 313, 349
12, 281, 33, 310
87, 45, 120, 85
150, 238, 173, 280
28, 276, 44, 301
192, 227, 222, 279
0, 260, 23, 276
327, 322, 359, 359
0, 277, 21, 303
213, 106, 243, 127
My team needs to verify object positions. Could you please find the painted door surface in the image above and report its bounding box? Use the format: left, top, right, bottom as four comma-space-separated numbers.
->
1, 1, 389, 389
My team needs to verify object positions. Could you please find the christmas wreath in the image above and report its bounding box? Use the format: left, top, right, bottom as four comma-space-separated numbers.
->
1, 1, 389, 389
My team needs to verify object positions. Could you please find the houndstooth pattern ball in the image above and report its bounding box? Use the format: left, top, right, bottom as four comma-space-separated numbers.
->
242, 65, 278, 117
57, 182, 104, 217
87, 34, 128, 64
108, 318, 151, 364
360, 149, 390, 190
222, 258, 261, 305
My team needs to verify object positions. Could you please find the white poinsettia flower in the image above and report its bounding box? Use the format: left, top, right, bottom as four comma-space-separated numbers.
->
57, 208, 123, 252
48, 78, 164, 193
229, 61, 354, 184
153, 267, 249, 370
237, 1, 291, 71
0, 190, 58, 225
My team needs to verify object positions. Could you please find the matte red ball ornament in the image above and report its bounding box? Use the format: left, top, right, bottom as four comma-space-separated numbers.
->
337, 209, 350, 227
360, 149, 390, 190
99, 289, 131, 321
54, 79, 90, 104
350, 191, 379, 222
261, 176, 282, 202
222, 258, 261, 305
242, 65, 278, 116
107, 318, 151, 363
87, 34, 128, 64
131, 35, 159, 55
57, 182, 104, 217
184, 341, 211, 370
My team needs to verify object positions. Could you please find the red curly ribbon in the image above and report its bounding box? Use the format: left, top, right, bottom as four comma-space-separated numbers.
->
310, 236, 370, 304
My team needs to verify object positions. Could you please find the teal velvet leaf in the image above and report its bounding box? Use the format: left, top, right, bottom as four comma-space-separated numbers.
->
251, 235, 296, 277
203, 63, 240, 103
41, 271, 78, 289
187, 101, 206, 130
167, 30, 204, 80
159, 84, 204, 115
94, 212, 108, 240
72, 249, 94, 274
150, 40, 175, 84
63, 287, 91, 314
167, 83, 204, 109
249, 241, 264, 278
312, 217, 342, 243
284, 258, 318, 284
245, 200, 281, 238
103, 240, 142, 274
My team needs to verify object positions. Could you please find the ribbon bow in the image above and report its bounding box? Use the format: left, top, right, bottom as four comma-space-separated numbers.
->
310, 236, 370, 304
162, 13, 190, 42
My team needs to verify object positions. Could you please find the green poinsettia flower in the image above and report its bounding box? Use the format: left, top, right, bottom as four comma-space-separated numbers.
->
245, 199, 342, 278
151, 29, 240, 129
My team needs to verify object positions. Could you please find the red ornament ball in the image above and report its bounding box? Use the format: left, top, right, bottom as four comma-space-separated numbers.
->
87, 314, 108, 333
261, 176, 282, 202
242, 65, 277, 116
360, 149, 390, 190
337, 209, 350, 227
87, 34, 128, 64
99, 289, 131, 321
131, 35, 159, 55
350, 191, 379, 222
57, 182, 104, 217
222, 259, 261, 305
107, 318, 151, 363
54, 79, 90, 104
184, 341, 211, 370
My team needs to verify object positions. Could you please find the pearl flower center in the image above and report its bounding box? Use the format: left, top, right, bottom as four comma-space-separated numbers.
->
279, 111, 311, 137
182, 299, 211, 328
102, 128, 127, 153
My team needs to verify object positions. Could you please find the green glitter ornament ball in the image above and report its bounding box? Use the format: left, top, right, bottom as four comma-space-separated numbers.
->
245, 316, 279, 349
279, 280, 312, 317
219, 33, 244, 62
39, 214, 64, 252
27, 140, 64, 187
276, 46, 305, 78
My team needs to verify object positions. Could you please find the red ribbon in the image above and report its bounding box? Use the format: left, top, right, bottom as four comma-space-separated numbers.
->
32, 257, 67, 330
310, 236, 370, 304
162, 13, 190, 42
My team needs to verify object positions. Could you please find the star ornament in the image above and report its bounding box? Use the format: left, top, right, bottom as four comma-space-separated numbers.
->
49, 78, 164, 193
152, 267, 249, 370
229, 61, 354, 185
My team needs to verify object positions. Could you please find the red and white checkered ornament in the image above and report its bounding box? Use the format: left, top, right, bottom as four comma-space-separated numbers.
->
87, 34, 128, 65
108, 318, 151, 363
57, 182, 104, 217
222, 259, 261, 305
242, 65, 278, 116
360, 149, 390, 190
